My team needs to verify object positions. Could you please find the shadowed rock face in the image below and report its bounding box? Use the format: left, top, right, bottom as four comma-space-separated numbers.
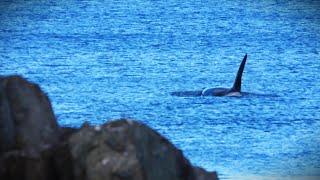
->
0, 75, 218, 180
0, 75, 61, 180
69, 119, 201, 180
69, 121, 144, 180
0, 75, 59, 154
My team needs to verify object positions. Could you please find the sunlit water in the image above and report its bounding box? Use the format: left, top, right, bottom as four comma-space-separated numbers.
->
1, 0, 320, 179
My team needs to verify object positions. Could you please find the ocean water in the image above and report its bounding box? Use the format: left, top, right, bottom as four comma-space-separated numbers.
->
1, 0, 320, 179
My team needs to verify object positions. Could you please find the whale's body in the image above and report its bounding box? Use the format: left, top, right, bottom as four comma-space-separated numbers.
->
201, 87, 242, 97
171, 54, 248, 97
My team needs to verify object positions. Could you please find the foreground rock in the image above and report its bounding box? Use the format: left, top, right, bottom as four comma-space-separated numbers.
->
0, 75, 61, 180
69, 119, 219, 180
0, 75, 218, 180
0, 75, 59, 154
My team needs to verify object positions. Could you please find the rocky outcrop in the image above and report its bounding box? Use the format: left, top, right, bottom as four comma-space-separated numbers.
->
69, 120, 194, 180
0, 75, 218, 180
0, 75, 59, 154
0, 75, 61, 180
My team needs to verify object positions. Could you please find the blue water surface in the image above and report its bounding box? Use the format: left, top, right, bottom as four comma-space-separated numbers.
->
1, 0, 320, 179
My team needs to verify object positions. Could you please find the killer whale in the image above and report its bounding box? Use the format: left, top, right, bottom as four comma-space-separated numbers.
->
201, 53, 247, 96
171, 54, 248, 97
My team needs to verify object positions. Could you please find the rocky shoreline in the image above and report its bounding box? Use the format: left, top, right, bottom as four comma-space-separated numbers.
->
0, 75, 218, 180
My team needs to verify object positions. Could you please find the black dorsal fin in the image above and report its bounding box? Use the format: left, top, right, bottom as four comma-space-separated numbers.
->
231, 54, 247, 92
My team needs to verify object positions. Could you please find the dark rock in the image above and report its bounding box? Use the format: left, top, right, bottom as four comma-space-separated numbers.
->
129, 119, 194, 180
0, 149, 55, 180
68, 122, 144, 180
0, 77, 15, 153
51, 127, 77, 180
68, 119, 218, 180
194, 166, 219, 180
0, 75, 60, 180
0, 75, 59, 154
